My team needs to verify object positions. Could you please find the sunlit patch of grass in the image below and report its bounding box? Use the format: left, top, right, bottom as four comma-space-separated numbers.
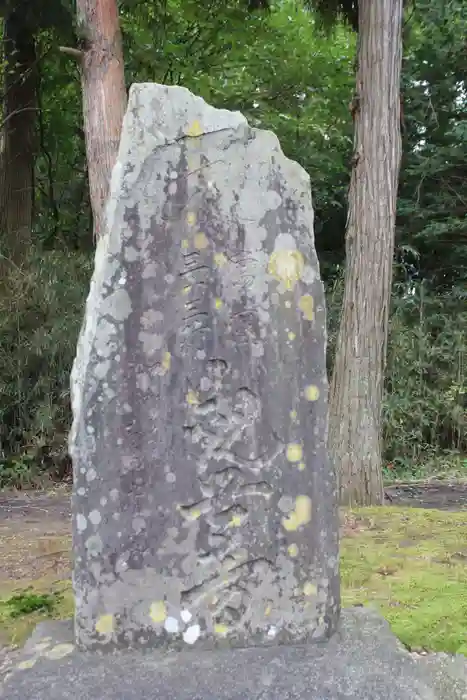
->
341, 507, 467, 654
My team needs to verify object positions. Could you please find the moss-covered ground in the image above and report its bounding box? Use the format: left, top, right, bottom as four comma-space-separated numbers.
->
1, 506, 466, 654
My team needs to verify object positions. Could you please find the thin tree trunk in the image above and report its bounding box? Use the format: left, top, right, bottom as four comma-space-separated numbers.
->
77, 0, 127, 239
328, 0, 403, 506
0, 13, 37, 271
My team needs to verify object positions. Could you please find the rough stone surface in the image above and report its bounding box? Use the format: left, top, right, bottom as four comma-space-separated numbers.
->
69, 83, 339, 651
2, 609, 466, 699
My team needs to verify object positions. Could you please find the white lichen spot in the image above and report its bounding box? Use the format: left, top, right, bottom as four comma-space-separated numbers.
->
268, 250, 304, 291
304, 384, 320, 401
89, 510, 102, 526
285, 300, 292, 308
112, 512, 120, 521
132, 516, 146, 533
109, 489, 119, 502
298, 294, 314, 321
166, 472, 176, 484
45, 643, 74, 660
214, 624, 229, 637
168, 182, 177, 196
95, 614, 114, 636
183, 624, 201, 645
180, 609, 192, 623
17, 658, 37, 670
86, 468, 97, 483
77, 487, 86, 497
85, 534, 103, 557
213, 252, 227, 268
194, 232, 209, 250
100, 496, 108, 506
150, 601, 167, 624
286, 443, 303, 463
164, 617, 180, 634
76, 514, 87, 533
281, 495, 312, 532
267, 626, 277, 639
288, 543, 299, 557
169, 171, 178, 180
303, 582, 317, 597
186, 390, 199, 406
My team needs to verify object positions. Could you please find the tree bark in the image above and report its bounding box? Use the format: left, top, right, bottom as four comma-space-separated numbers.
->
328, 0, 403, 506
77, 0, 127, 239
0, 13, 37, 271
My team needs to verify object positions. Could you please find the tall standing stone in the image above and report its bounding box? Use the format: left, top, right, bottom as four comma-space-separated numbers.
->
69, 83, 339, 651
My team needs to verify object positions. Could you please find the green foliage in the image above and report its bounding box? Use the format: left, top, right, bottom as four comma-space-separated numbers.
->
3, 590, 62, 618
0, 0, 465, 488
0, 249, 92, 473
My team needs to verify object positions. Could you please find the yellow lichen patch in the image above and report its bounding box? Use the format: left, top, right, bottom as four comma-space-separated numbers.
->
186, 212, 196, 226
304, 384, 320, 402
281, 495, 312, 532
298, 294, 314, 321
288, 331, 296, 341
181, 239, 189, 249
183, 285, 191, 295
214, 624, 229, 637
190, 508, 202, 520
268, 250, 305, 291
161, 352, 171, 374
186, 390, 199, 406
286, 443, 303, 463
187, 120, 203, 137
95, 614, 114, 636
214, 252, 227, 268
265, 605, 272, 616
288, 543, 299, 558
194, 232, 209, 250
290, 410, 297, 421
17, 658, 37, 670
45, 643, 74, 660
298, 461, 306, 471
229, 514, 243, 527
215, 298, 223, 310
149, 601, 167, 624
303, 582, 317, 597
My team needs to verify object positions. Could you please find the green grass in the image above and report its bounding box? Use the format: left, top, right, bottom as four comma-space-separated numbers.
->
341, 507, 467, 654
0, 506, 466, 654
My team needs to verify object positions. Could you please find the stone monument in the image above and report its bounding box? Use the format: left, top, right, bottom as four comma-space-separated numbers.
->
68, 83, 340, 651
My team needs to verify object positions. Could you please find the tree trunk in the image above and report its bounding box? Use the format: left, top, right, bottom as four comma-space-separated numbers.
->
328, 0, 403, 506
0, 13, 37, 271
77, 0, 127, 239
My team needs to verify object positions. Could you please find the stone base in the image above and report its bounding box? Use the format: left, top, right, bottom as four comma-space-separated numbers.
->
2, 608, 466, 700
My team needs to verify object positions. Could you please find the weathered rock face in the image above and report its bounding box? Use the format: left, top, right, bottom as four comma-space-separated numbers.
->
69, 83, 339, 651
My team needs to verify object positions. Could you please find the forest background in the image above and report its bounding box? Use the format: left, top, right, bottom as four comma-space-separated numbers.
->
0, 0, 465, 488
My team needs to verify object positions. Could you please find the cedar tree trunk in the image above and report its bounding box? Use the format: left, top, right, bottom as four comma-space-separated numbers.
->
328, 0, 404, 506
